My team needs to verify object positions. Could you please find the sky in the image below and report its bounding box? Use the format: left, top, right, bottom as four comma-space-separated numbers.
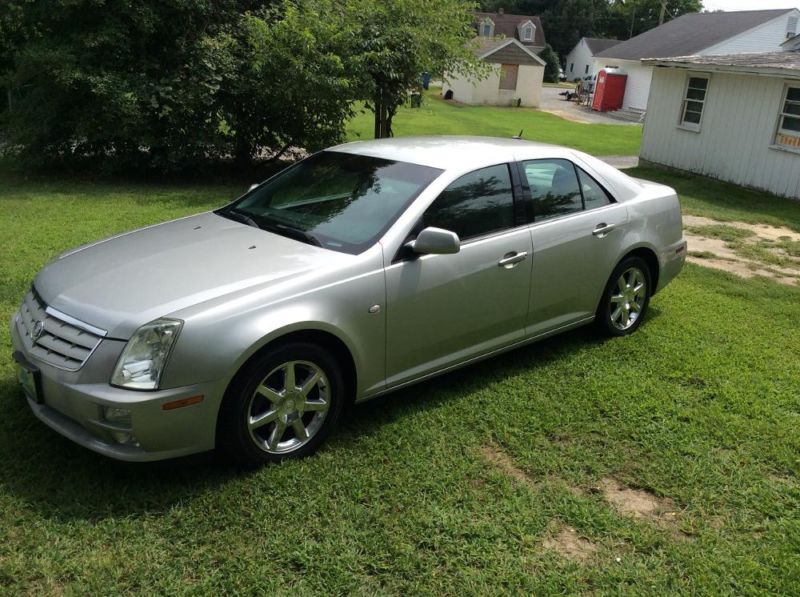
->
702, 0, 799, 10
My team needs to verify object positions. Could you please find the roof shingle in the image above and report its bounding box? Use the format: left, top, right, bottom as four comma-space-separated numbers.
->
474, 11, 546, 48
596, 9, 795, 61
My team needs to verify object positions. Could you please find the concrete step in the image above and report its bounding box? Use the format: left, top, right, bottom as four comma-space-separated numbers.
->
607, 107, 646, 123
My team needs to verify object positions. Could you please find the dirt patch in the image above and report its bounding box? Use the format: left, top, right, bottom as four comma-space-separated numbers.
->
542, 526, 598, 563
683, 215, 800, 285
478, 444, 535, 486
596, 478, 689, 540
598, 478, 672, 518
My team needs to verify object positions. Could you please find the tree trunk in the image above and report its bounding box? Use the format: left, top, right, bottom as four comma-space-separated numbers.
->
373, 88, 391, 139
234, 133, 253, 169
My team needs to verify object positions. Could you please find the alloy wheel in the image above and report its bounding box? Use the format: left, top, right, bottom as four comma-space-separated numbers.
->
609, 267, 647, 331
246, 360, 330, 454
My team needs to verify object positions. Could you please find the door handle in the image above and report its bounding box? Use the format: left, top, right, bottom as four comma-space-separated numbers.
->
498, 251, 528, 268
592, 223, 615, 238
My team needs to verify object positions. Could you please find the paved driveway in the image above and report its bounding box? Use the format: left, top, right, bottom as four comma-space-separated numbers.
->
538, 87, 639, 126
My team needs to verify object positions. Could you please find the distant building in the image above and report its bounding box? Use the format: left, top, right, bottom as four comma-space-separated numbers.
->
639, 41, 800, 199
443, 10, 547, 107
565, 38, 620, 80
594, 9, 800, 112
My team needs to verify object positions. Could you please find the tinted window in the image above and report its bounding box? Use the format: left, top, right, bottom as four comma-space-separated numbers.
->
224, 151, 442, 254
523, 159, 582, 221
423, 164, 514, 240
577, 167, 612, 210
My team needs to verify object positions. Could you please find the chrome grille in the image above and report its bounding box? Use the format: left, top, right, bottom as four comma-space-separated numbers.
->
16, 290, 105, 371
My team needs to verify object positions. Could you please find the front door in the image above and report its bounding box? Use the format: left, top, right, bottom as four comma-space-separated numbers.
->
384, 164, 533, 387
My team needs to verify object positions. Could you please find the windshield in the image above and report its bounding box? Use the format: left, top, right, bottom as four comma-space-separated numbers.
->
218, 151, 442, 254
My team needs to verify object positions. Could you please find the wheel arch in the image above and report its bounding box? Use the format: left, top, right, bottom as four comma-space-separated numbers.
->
619, 245, 660, 295
222, 326, 359, 410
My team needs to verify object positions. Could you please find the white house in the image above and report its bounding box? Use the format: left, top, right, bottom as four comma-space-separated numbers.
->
444, 38, 546, 107
564, 37, 620, 80
639, 45, 800, 199
593, 8, 800, 113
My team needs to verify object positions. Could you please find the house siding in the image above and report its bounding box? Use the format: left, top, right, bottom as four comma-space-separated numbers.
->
701, 10, 800, 55
444, 62, 543, 107
565, 39, 594, 80
641, 68, 800, 199
487, 44, 543, 66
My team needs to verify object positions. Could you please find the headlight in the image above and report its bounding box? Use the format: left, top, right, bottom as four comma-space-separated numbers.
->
111, 318, 183, 390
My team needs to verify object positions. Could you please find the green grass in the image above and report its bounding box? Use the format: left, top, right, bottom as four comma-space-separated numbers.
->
2, 170, 800, 594
346, 89, 642, 156
630, 166, 800, 232
685, 224, 755, 243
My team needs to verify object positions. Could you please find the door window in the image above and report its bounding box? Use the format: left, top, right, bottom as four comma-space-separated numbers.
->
576, 166, 612, 210
522, 159, 583, 221
423, 164, 514, 241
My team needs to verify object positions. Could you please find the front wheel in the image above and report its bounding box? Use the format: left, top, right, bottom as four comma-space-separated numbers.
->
218, 342, 345, 466
596, 256, 651, 337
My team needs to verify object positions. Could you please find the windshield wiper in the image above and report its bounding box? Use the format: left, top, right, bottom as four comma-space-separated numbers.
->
217, 208, 260, 229
266, 223, 323, 248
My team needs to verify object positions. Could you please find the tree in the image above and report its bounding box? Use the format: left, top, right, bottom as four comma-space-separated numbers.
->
604, 0, 703, 40
344, 0, 486, 138
539, 44, 561, 83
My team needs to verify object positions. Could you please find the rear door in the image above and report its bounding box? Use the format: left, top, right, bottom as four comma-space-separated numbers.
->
518, 158, 628, 336
384, 164, 533, 387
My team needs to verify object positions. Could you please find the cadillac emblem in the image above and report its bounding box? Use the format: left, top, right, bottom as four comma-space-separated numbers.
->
32, 320, 45, 343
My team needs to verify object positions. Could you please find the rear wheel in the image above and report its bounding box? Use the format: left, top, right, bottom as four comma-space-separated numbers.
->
596, 256, 651, 337
218, 342, 345, 466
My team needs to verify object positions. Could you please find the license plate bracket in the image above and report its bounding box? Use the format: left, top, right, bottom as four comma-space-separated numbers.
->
13, 351, 43, 404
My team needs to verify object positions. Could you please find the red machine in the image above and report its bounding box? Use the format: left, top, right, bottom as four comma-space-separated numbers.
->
592, 68, 627, 112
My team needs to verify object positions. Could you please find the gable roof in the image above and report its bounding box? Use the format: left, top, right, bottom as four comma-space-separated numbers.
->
596, 9, 796, 60
473, 38, 546, 66
645, 49, 800, 79
474, 11, 546, 48
583, 38, 621, 55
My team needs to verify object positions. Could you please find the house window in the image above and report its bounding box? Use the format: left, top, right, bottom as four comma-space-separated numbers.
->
570, 63, 574, 72
584, 64, 589, 74
680, 74, 709, 130
481, 19, 494, 37
499, 64, 519, 90
775, 85, 800, 149
522, 26, 533, 41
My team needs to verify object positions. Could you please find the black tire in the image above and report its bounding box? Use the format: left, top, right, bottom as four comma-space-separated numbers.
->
596, 256, 652, 337
217, 341, 345, 467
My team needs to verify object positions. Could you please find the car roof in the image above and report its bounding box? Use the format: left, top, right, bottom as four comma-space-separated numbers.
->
330, 136, 572, 171
329, 136, 644, 202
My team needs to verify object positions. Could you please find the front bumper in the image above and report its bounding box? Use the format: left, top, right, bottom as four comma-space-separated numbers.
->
11, 312, 225, 462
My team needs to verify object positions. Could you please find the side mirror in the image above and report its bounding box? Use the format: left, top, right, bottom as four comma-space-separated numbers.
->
406, 226, 460, 255
248, 183, 259, 192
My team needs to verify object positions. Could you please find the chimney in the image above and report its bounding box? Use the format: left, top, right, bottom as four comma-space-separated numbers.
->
498, 7, 504, 15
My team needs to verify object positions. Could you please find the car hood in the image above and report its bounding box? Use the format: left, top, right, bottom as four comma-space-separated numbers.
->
34, 212, 345, 338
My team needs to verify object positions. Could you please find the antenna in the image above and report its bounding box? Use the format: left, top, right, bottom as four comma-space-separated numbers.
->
512, 130, 523, 139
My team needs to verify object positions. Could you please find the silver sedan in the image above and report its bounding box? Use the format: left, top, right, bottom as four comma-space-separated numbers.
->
11, 137, 686, 465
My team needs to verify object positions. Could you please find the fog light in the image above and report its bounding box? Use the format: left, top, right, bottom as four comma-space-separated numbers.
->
103, 406, 132, 428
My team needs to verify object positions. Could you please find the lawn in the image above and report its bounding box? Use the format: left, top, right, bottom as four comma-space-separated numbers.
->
346, 88, 642, 156
1, 168, 799, 594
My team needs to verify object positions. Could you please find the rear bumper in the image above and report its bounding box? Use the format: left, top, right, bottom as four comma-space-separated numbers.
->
11, 311, 225, 462
657, 238, 687, 293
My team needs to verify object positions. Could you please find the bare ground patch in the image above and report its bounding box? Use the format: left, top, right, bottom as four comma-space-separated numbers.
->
596, 478, 690, 540
683, 215, 800, 285
542, 526, 598, 563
